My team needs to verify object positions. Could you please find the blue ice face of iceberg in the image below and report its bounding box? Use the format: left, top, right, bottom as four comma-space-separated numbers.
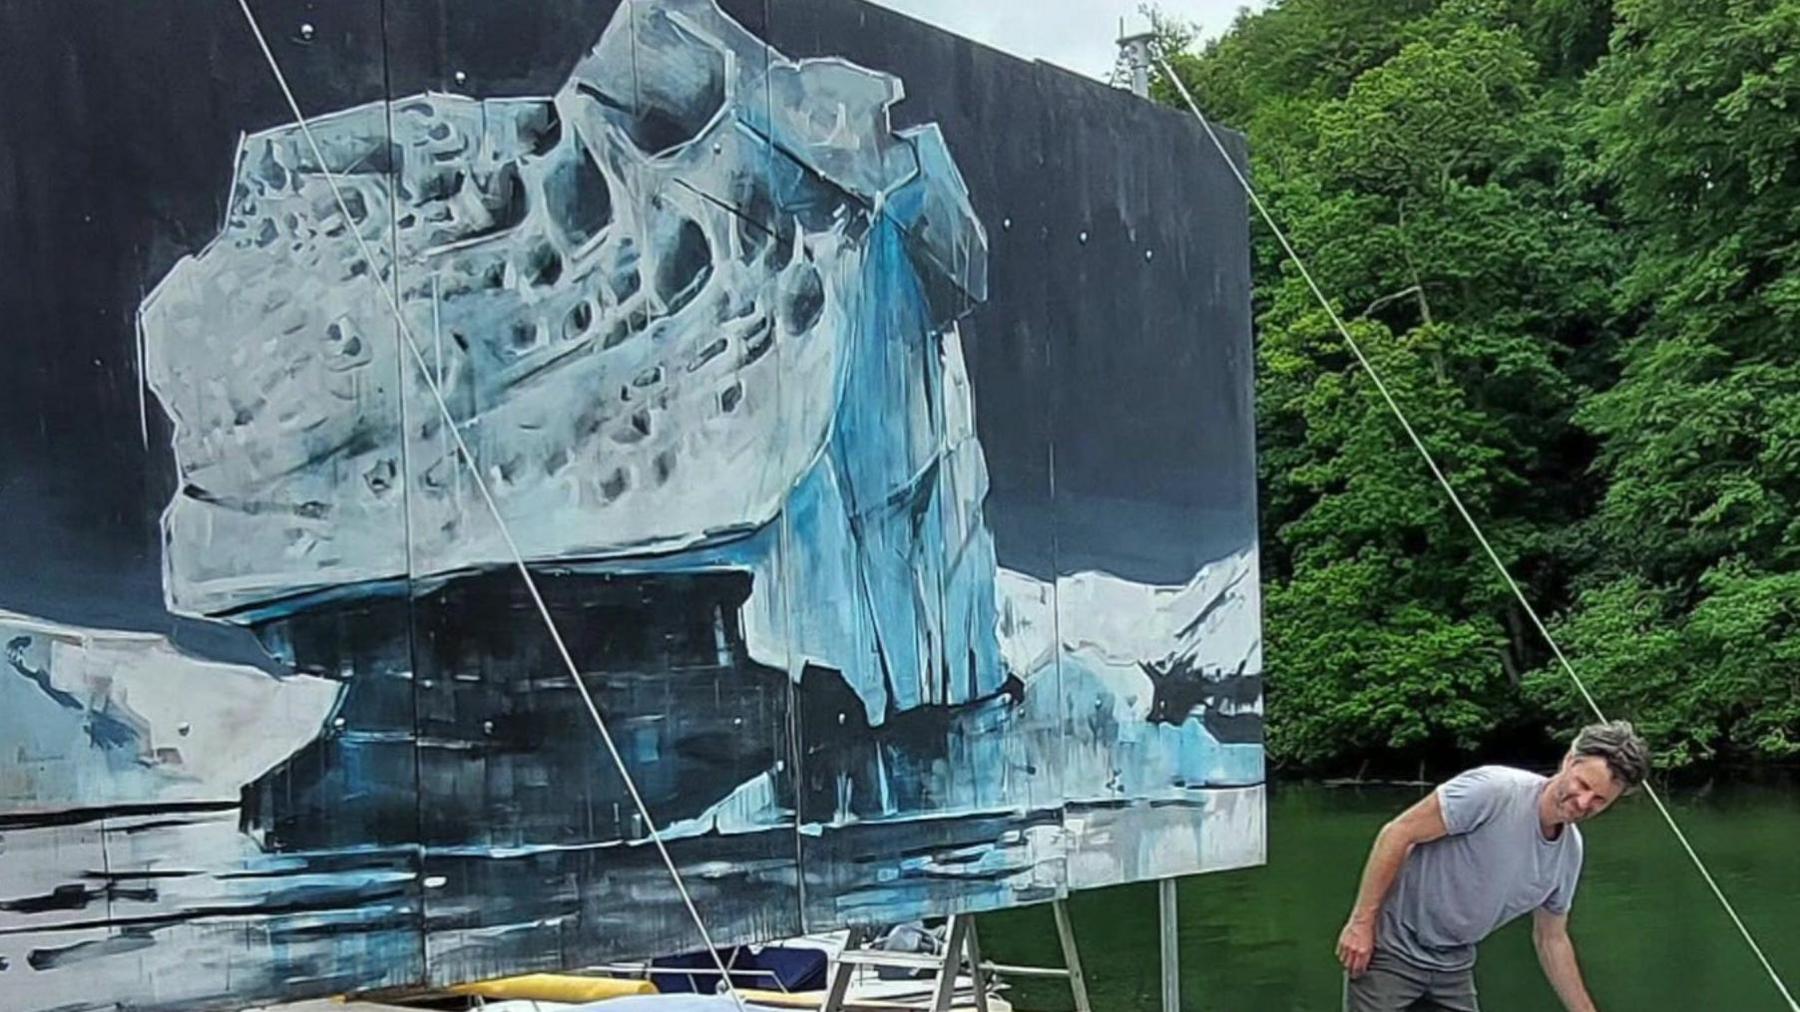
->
777, 216, 1001, 722
602, 213, 1004, 728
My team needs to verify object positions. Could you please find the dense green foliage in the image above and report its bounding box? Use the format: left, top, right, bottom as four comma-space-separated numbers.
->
1153, 0, 1800, 772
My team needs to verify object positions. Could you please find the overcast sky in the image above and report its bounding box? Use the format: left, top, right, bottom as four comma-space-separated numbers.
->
865, 0, 1267, 80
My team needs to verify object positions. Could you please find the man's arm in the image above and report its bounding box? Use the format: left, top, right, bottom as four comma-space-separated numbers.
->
1336, 791, 1449, 977
1533, 908, 1599, 1012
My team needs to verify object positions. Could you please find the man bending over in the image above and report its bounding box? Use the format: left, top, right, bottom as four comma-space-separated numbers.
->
1338, 721, 1651, 1011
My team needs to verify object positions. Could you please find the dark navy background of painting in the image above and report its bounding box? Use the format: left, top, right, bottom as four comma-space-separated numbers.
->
0, 0, 1254, 1004
0, 0, 1252, 633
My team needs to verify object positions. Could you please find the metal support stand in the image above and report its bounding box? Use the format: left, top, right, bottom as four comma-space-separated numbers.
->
821, 926, 869, 1012
928, 916, 990, 1012
1052, 898, 1094, 1012
818, 901, 1093, 1012
1160, 878, 1181, 1012
963, 918, 992, 1012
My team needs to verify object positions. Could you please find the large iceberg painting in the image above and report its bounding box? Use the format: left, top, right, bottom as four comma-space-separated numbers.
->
0, 0, 1262, 1008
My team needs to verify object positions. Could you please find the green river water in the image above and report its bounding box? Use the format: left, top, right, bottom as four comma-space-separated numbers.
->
983, 779, 1800, 1010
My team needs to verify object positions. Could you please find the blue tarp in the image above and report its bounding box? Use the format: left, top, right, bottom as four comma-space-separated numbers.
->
650, 944, 830, 994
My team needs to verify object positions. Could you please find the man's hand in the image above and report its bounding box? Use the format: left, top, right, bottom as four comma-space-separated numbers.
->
1336, 791, 1449, 978
1337, 914, 1376, 977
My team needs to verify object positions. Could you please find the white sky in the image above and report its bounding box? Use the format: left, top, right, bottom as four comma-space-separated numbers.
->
864, 0, 1267, 80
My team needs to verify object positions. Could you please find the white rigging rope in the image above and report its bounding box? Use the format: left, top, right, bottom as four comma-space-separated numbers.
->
232, 4, 748, 1006
1156, 57, 1799, 1012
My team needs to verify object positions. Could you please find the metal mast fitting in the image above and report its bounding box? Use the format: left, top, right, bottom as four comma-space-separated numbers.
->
1115, 15, 1156, 98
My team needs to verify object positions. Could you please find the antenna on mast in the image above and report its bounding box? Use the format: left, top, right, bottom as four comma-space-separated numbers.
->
1113, 12, 1156, 97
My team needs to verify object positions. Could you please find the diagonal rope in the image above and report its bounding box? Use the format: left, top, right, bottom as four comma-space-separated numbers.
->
1156, 58, 1799, 1012
233, 3, 747, 1005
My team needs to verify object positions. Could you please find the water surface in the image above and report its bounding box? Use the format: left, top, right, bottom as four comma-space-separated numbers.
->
985, 779, 1800, 1010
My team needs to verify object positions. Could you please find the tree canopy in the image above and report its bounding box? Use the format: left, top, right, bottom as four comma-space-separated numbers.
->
1154, 0, 1800, 772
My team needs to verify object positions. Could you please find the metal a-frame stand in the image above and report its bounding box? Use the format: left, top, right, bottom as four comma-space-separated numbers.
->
819, 898, 1094, 1012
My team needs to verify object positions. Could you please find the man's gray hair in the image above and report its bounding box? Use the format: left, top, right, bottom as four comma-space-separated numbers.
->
1570, 720, 1651, 791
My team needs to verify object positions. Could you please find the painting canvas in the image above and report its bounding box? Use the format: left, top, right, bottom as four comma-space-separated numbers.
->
0, 0, 1262, 1007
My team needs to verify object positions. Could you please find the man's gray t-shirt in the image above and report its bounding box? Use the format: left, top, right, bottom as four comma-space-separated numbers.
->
1379, 765, 1584, 971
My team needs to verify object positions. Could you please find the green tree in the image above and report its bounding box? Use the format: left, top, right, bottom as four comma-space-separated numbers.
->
1529, 0, 1800, 764
1156, 0, 1623, 772
1156, 0, 1798, 772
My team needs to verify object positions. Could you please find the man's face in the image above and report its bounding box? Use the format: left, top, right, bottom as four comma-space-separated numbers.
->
1551, 755, 1626, 824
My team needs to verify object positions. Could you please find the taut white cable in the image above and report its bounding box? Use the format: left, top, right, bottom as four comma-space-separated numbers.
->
233, 4, 747, 1005
1157, 57, 1798, 1011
